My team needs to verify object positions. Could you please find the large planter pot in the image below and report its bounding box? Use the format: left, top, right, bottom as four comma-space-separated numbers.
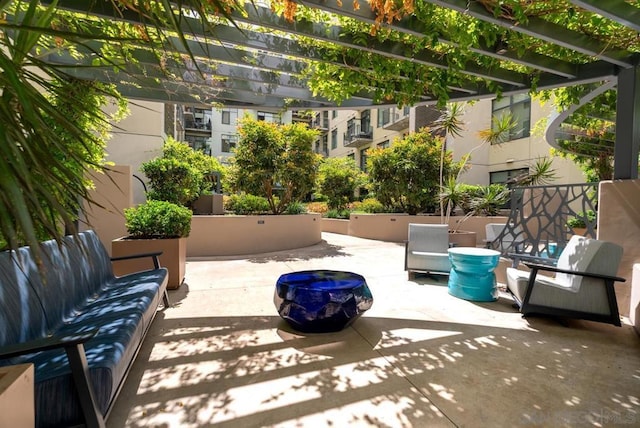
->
112, 236, 187, 289
448, 230, 478, 248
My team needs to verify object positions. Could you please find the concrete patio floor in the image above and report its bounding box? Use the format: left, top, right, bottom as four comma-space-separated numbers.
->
108, 233, 640, 427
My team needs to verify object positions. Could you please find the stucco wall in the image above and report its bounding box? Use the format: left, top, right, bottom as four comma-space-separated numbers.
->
188, 214, 322, 257
598, 179, 640, 322
347, 214, 509, 244
81, 165, 131, 256
106, 100, 166, 205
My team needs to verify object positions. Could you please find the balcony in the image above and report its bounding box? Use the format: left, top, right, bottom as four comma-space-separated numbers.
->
343, 124, 373, 147
382, 107, 410, 131
184, 120, 212, 133
311, 116, 329, 131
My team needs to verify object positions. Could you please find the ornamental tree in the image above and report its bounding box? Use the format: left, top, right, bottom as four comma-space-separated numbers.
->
367, 130, 453, 215
316, 157, 367, 211
227, 117, 320, 214
142, 138, 224, 208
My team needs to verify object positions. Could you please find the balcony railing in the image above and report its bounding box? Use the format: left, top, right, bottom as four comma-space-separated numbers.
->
343, 124, 373, 147
311, 117, 329, 130
382, 107, 410, 131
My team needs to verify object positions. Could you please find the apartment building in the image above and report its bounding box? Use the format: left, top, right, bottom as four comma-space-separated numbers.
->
309, 96, 585, 187
106, 95, 586, 205
172, 106, 300, 164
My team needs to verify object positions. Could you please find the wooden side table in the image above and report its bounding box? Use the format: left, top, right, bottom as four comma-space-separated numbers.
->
0, 363, 34, 427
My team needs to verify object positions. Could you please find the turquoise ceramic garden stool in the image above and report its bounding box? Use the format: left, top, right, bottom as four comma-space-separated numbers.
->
447, 247, 501, 302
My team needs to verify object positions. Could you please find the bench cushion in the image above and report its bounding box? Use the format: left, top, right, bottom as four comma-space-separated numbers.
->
0, 231, 168, 427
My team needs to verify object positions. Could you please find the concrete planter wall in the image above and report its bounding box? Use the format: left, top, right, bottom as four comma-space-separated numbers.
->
112, 237, 187, 289
188, 213, 322, 257
321, 218, 350, 235
345, 213, 508, 244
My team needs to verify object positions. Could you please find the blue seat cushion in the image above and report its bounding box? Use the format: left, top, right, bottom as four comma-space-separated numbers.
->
16, 271, 166, 427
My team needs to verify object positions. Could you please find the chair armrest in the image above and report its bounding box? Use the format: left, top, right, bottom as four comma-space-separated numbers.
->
509, 253, 557, 267
523, 262, 626, 283
111, 251, 163, 269
0, 328, 99, 360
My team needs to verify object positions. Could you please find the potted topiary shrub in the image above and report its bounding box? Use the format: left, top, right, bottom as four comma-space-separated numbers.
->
112, 200, 192, 289
567, 209, 596, 236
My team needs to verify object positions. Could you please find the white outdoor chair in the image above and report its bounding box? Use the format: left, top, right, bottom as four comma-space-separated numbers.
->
485, 223, 525, 254
404, 223, 451, 279
505, 235, 625, 326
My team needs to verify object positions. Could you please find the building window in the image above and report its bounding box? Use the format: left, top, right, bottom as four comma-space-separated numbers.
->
361, 110, 371, 133
322, 134, 328, 155
221, 108, 238, 125
257, 111, 280, 123
377, 139, 390, 149
221, 134, 238, 153
491, 94, 531, 141
184, 135, 211, 155
490, 167, 529, 208
377, 108, 391, 127
359, 148, 368, 172
490, 168, 529, 185
331, 129, 338, 149
332, 110, 338, 119
185, 107, 212, 130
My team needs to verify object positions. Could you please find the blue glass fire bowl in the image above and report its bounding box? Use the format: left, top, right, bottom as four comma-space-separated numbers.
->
274, 270, 374, 333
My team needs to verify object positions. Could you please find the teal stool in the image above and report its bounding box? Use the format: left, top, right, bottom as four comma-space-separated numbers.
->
448, 247, 501, 302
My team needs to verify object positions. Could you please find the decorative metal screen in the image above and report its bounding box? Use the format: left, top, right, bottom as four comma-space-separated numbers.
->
489, 183, 599, 264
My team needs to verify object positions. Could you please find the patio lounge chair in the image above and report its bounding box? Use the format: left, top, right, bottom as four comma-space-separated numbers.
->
404, 223, 451, 279
505, 235, 625, 326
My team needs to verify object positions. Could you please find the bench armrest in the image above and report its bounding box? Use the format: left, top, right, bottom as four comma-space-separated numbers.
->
523, 262, 626, 283
0, 329, 99, 360
111, 251, 163, 269
0, 328, 105, 427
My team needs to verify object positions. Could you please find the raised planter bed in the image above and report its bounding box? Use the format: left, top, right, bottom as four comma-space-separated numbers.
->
346, 213, 508, 245
188, 213, 322, 257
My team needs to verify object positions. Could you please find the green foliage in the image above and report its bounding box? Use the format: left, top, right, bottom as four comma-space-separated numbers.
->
567, 210, 597, 228
284, 201, 307, 215
226, 116, 320, 214
0, 1, 129, 251
356, 198, 386, 213
125, 200, 192, 239
325, 209, 351, 219
142, 138, 223, 207
542, 86, 616, 181
511, 157, 558, 186
469, 184, 510, 216
316, 157, 367, 211
367, 131, 452, 215
224, 193, 271, 215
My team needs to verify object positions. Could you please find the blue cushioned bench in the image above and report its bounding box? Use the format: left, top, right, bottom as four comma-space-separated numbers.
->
0, 230, 169, 428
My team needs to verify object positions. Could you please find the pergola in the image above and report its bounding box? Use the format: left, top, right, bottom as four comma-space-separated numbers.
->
14, 1, 640, 179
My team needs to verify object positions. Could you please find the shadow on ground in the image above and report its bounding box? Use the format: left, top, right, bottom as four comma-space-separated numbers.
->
108, 314, 640, 428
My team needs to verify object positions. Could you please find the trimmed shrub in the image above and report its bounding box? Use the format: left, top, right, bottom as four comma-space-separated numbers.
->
285, 201, 307, 215
357, 197, 385, 213
225, 193, 271, 215
325, 209, 351, 219
124, 200, 192, 239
